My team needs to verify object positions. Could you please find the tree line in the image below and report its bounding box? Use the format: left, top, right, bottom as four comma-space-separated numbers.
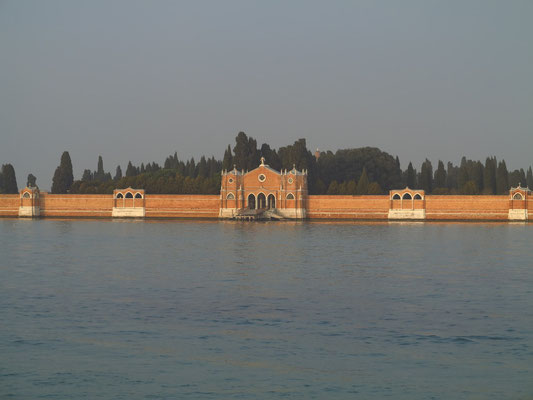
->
6, 132, 532, 196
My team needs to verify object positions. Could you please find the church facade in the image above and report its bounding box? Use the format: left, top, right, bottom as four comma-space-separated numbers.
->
219, 157, 308, 219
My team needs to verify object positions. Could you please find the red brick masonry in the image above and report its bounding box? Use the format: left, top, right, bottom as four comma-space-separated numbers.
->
1, 187, 530, 221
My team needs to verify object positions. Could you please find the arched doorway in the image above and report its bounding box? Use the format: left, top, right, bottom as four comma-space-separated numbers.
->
267, 194, 276, 209
248, 193, 256, 209
257, 193, 266, 209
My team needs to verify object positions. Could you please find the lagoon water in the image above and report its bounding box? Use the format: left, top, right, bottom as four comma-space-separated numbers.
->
1, 219, 532, 399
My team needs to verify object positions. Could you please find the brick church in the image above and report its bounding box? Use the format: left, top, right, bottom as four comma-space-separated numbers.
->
219, 157, 308, 219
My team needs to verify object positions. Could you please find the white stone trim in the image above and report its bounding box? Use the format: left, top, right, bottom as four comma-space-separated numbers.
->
388, 209, 426, 220
112, 207, 145, 218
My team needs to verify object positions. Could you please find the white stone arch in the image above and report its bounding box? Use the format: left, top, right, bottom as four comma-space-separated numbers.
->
134, 192, 143, 199
226, 192, 235, 200
413, 193, 423, 200
286, 192, 295, 200
513, 192, 524, 200
402, 193, 412, 200
392, 193, 401, 200
125, 192, 134, 198
116, 192, 124, 199
22, 192, 31, 199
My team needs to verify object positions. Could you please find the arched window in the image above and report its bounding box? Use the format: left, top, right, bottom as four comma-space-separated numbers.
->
286, 193, 295, 200
22, 192, 31, 199
248, 194, 256, 209
134, 193, 142, 199
226, 192, 235, 200
116, 193, 124, 199
513, 193, 524, 200
392, 193, 401, 200
402, 193, 412, 200
125, 192, 133, 198
413, 193, 422, 200
267, 194, 276, 209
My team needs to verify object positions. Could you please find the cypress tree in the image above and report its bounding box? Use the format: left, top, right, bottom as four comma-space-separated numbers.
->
356, 168, 370, 195
327, 180, 339, 195
458, 164, 469, 192
114, 165, 123, 181
26, 173, 37, 188
346, 180, 357, 195
434, 160, 447, 189
126, 161, 136, 177
222, 145, 233, 171
406, 162, 416, 188
367, 182, 383, 194
96, 155, 104, 180
419, 159, 433, 193
1, 164, 18, 193
51, 152, 73, 193
527, 166, 533, 189
483, 157, 497, 194
81, 169, 93, 181
233, 131, 259, 170
0, 169, 4, 193
496, 160, 509, 194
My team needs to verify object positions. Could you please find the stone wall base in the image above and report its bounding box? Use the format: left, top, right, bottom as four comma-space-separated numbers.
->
112, 207, 145, 218
275, 208, 306, 219
388, 209, 426, 220
219, 208, 237, 218
508, 209, 528, 221
219, 208, 305, 219
18, 206, 40, 217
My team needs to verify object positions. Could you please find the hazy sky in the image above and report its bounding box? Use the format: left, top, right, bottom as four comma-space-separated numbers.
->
1, 0, 532, 189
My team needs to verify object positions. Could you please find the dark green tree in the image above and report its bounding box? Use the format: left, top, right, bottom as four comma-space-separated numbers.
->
527, 166, 533, 189
406, 162, 416, 188
94, 155, 105, 181
367, 182, 383, 194
197, 156, 208, 178
233, 132, 259, 171
126, 161, 136, 177
419, 159, 433, 193
355, 168, 370, 195
434, 160, 447, 189
483, 157, 497, 194
260, 143, 281, 171
222, 145, 233, 171
26, 173, 37, 188
1, 164, 18, 193
114, 165, 123, 181
51, 151, 73, 194
496, 160, 509, 194
81, 169, 93, 181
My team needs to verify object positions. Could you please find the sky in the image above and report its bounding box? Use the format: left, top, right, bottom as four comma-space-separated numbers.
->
1, 0, 532, 190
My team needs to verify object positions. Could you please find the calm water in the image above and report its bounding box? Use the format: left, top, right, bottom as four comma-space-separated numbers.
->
1, 219, 532, 399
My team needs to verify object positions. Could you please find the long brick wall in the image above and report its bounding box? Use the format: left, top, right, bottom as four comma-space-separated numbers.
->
39, 193, 114, 218
0, 192, 530, 221
307, 195, 389, 219
425, 195, 509, 220
145, 195, 219, 218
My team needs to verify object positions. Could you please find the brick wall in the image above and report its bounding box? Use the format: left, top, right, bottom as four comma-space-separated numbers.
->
425, 195, 509, 220
39, 193, 114, 217
0, 195, 20, 217
307, 195, 390, 219
145, 195, 220, 218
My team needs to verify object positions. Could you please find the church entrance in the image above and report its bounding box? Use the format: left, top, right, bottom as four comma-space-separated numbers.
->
248, 194, 256, 209
267, 194, 276, 209
257, 193, 266, 209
